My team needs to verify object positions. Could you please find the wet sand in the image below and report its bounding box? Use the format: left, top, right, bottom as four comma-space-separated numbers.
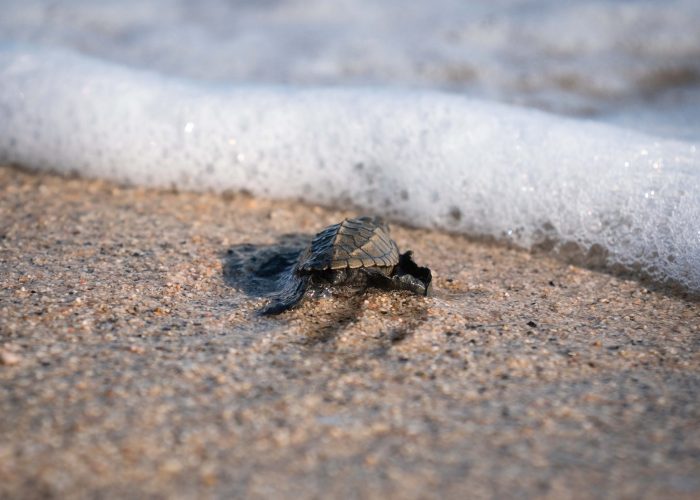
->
1, 165, 699, 499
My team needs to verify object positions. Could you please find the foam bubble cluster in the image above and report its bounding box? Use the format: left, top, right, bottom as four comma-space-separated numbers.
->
1, 48, 698, 292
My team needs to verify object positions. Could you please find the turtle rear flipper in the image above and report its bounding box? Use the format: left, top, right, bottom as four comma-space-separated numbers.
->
259, 273, 310, 315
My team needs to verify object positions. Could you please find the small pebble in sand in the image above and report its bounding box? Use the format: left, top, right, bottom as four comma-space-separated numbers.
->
128, 345, 145, 354
0, 349, 22, 366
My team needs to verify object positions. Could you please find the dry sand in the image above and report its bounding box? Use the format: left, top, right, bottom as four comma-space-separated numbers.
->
1, 165, 699, 499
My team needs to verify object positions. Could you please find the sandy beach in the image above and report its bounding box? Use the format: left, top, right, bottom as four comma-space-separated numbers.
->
0, 165, 698, 498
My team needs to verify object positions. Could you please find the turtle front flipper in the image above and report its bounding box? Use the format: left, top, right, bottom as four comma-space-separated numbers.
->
364, 264, 431, 297
391, 273, 430, 296
363, 251, 432, 296
393, 251, 432, 296
259, 272, 310, 315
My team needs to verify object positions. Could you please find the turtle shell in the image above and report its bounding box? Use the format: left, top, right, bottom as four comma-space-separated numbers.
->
298, 216, 400, 272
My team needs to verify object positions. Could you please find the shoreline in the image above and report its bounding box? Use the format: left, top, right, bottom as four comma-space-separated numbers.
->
13, 164, 699, 301
1, 165, 698, 498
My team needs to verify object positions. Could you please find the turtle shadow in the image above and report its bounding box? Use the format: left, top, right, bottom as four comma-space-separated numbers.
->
221, 233, 310, 298
299, 293, 366, 347
372, 295, 430, 356
297, 291, 431, 351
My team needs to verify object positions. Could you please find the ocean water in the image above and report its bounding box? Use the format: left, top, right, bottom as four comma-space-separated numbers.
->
0, 0, 699, 292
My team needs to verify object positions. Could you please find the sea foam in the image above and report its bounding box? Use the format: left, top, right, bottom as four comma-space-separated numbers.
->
2, 0, 700, 137
1, 48, 698, 292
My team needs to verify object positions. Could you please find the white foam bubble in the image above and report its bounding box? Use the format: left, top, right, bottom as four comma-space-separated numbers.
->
1, 48, 698, 292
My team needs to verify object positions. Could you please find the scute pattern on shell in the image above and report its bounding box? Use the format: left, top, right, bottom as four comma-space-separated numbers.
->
299, 216, 400, 271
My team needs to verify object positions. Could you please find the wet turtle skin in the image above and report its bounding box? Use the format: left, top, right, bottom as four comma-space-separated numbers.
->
260, 216, 432, 315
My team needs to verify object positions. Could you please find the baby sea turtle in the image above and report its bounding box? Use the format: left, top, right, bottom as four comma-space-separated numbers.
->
261, 216, 432, 315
